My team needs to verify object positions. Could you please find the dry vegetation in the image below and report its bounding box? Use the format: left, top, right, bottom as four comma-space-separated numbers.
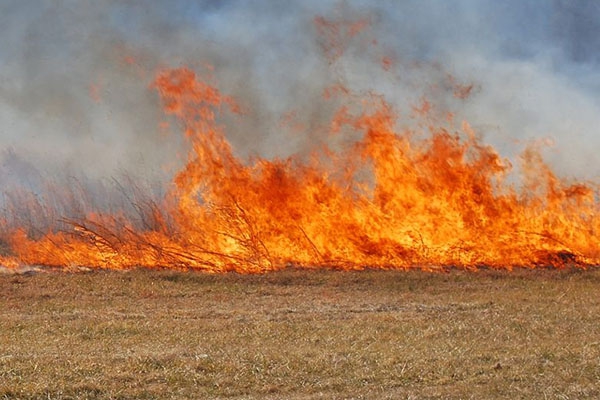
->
1, 267, 600, 399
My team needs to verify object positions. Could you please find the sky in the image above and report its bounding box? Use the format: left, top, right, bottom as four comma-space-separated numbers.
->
1, 0, 600, 191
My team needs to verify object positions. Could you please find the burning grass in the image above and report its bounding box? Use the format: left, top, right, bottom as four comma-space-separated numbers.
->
2, 268, 600, 399
1, 66, 600, 273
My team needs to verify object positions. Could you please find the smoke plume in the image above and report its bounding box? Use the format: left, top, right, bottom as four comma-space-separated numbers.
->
1, 0, 599, 190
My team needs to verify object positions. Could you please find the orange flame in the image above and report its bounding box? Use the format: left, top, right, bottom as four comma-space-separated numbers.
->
1, 65, 599, 273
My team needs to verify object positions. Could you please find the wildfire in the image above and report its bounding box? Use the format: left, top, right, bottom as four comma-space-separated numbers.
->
1, 62, 599, 272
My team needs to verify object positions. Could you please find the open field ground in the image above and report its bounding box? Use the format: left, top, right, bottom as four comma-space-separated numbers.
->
1, 268, 600, 399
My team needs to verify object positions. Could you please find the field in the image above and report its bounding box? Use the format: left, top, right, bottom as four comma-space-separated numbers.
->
1, 267, 600, 399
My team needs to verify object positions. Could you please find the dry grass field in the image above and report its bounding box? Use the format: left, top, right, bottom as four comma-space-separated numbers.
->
1, 267, 600, 399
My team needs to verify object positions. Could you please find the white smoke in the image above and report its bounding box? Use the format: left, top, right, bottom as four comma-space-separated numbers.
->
1, 0, 599, 192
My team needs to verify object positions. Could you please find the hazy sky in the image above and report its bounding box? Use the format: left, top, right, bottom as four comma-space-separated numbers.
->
1, 0, 599, 185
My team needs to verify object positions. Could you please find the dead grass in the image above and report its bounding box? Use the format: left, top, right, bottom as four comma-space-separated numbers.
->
1, 267, 600, 399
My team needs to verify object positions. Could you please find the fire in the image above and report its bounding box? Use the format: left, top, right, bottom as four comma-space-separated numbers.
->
0, 64, 599, 272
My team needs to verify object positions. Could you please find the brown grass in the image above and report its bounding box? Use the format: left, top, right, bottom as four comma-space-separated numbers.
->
1, 267, 600, 399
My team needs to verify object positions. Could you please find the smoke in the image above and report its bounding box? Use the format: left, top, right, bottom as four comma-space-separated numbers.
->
1, 0, 600, 194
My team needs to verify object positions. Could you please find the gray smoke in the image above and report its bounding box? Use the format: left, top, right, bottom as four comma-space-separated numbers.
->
1, 0, 599, 194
